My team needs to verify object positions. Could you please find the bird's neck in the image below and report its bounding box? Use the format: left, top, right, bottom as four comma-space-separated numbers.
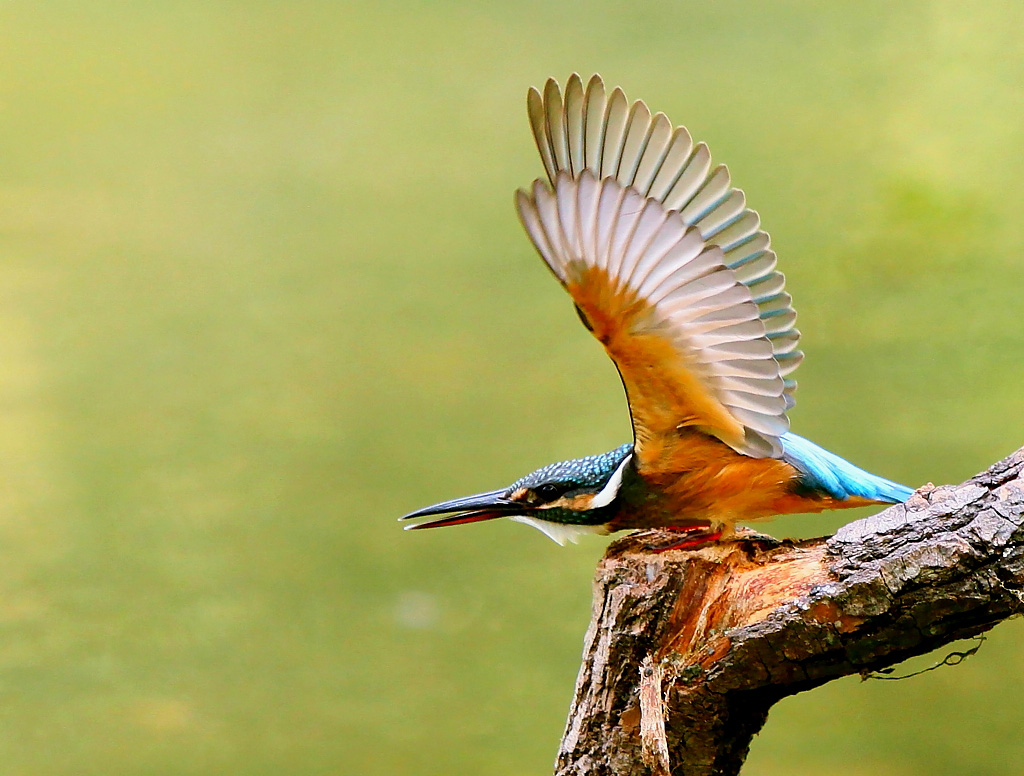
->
612, 454, 661, 517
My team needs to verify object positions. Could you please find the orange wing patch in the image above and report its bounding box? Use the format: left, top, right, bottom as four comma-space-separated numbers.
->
567, 264, 746, 465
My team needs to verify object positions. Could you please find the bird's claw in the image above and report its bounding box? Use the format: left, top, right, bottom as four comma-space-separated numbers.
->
642, 526, 724, 553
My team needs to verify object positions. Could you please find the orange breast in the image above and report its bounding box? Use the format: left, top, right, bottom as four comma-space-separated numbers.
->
614, 431, 880, 530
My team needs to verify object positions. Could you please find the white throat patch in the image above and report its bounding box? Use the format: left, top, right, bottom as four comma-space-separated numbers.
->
509, 516, 609, 546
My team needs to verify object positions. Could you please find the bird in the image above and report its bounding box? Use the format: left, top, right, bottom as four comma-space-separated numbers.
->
400, 74, 914, 549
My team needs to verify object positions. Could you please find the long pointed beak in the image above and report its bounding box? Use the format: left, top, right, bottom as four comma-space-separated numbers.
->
399, 488, 517, 522
402, 509, 510, 531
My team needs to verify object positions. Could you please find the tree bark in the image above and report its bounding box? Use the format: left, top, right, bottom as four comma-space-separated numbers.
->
554, 446, 1024, 776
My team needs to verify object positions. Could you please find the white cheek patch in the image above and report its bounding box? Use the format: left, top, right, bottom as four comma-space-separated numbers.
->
588, 453, 632, 509
509, 516, 609, 546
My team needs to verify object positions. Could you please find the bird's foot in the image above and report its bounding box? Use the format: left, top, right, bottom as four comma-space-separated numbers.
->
644, 526, 724, 553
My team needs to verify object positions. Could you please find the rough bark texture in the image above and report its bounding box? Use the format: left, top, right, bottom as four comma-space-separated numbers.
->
555, 446, 1024, 776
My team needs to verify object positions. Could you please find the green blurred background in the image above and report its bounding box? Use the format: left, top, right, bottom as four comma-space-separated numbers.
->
0, 1, 1022, 774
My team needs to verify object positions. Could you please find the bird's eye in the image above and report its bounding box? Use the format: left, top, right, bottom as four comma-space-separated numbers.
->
534, 483, 562, 501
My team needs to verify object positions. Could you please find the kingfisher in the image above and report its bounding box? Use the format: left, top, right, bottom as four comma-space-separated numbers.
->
400, 74, 914, 548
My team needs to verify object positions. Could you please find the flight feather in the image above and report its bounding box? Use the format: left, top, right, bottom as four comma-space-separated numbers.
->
527, 74, 803, 409
516, 171, 789, 460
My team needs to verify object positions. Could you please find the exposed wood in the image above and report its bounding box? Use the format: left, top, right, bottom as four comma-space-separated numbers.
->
554, 446, 1024, 776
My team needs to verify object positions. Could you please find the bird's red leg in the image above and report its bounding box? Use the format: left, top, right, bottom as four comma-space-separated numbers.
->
645, 526, 724, 553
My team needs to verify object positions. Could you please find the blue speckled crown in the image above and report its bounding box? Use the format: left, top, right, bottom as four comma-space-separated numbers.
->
510, 443, 633, 492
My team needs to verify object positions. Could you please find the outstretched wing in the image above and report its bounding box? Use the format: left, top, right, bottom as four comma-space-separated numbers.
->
516, 172, 789, 461
527, 74, 802, 411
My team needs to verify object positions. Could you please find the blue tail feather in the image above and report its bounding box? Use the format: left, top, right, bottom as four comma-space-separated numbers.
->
781, 432, 914, 504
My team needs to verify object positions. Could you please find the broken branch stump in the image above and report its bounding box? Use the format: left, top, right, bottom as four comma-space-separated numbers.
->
555, 446, 1024, 776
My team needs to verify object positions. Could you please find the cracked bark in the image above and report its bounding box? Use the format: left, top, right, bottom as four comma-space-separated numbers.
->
554, 446, 1024, 776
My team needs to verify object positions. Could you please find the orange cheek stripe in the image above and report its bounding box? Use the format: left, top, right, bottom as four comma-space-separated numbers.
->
561, 495, 594, 511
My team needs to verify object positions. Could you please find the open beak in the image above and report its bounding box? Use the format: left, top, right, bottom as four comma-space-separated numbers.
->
399, 488, 522, 531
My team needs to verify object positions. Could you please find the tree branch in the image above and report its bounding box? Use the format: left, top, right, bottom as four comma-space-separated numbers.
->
555, 446, 1024, 776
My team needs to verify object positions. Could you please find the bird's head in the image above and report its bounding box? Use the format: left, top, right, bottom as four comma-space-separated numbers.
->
400, 443, 634, 544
